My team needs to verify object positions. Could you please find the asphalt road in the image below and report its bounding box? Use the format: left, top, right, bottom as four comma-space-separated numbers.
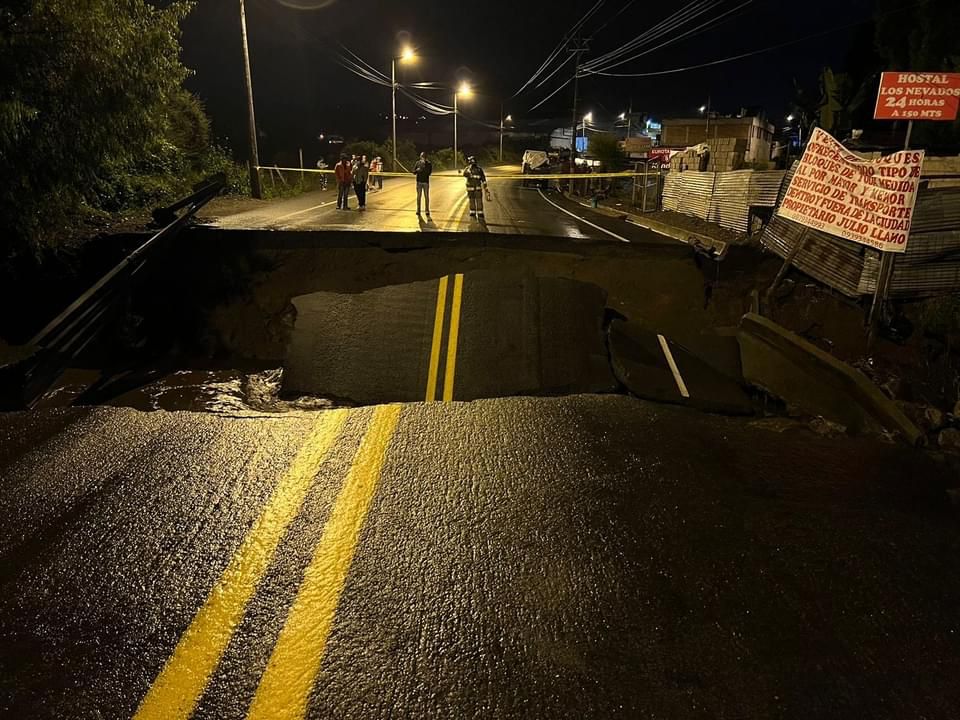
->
212, 171, 665, 244
1, 396, 959, 719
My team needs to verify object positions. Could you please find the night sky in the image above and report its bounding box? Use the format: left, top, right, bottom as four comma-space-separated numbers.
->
179, 0, 877, 161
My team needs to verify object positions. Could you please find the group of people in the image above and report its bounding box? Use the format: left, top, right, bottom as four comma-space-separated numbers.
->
333, 154, 384, 211
332, 151, 490, 218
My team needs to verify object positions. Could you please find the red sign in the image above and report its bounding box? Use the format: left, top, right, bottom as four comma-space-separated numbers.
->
874, 72, 960, 121
777, 128, 924, 254
647, 147, 675, 164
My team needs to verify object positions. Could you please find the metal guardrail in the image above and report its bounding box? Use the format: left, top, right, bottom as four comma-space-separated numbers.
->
0, 174, 225, 410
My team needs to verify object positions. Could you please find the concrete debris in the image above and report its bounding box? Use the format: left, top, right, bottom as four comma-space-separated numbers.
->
896, 401, 947, 434
809, 416, 848, 437
938, 428, 960, 452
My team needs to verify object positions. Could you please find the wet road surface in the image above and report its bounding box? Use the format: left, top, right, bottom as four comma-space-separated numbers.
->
211, 171, 667, 245
1, 396, 959, 719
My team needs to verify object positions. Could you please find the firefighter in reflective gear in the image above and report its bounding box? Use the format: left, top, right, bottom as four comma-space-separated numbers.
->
463, 156, 488, 218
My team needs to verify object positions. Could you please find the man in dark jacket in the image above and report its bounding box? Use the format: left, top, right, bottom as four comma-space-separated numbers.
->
413, 152, 432, 217
335, 155, 353, 210
353, 157, 370, 210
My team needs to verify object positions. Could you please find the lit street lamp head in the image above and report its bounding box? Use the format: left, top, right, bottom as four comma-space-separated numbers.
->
699, 105, 707, 114
458, 81, 472, 97
400, 46, 416, 63
584, 112, 593, 122
505, 114, 513, 123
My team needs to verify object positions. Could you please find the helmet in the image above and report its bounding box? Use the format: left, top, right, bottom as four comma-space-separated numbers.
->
467, 156, 476, 164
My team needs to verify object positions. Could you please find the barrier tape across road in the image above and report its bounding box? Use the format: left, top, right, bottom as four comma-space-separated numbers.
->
257, 166, 655, 181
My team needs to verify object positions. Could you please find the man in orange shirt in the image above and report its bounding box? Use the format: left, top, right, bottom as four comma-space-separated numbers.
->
334, 154, 353, 210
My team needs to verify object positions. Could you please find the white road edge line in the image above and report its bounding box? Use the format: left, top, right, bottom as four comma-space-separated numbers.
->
536, 189, 630, 243
657, 334, 691, 399
274, 200, 338, 222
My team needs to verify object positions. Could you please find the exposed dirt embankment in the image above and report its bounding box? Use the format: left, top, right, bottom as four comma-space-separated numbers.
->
173, 229, 711, 362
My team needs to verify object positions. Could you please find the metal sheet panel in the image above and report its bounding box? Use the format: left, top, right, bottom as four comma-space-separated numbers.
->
661, 169, 786, 232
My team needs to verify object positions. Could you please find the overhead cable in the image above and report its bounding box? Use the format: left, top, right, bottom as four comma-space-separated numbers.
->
583, 0, 754, 74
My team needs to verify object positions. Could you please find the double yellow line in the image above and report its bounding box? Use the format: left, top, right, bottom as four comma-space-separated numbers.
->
134, 405, 402, 720
425, 273, 465, 403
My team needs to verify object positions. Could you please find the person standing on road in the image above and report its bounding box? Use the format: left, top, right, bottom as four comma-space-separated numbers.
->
335, 154, 353, 210
463, 156, 488, 218
413, 152, 432, 217
373, 156, 384, 190
354, 157, 370, 210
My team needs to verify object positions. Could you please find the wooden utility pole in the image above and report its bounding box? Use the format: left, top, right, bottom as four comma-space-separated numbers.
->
240, 0, 262, 199
569, 39, 589, 160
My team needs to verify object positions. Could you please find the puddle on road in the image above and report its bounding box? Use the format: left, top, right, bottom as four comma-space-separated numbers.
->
38, 368, 347, 417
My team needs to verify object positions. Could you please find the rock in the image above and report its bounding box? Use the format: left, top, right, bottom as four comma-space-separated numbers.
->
749, 417, 804, 434
939, 429, 960, 452
924, 406, 946, 432
809, 416, 847, 436
897, 401, 946, 433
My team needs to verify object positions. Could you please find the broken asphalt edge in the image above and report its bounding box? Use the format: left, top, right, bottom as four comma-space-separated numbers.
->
737, 312, 924, 446
560, 192, 727, 255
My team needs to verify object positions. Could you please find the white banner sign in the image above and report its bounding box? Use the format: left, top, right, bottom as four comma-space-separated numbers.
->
777, 127, 924, 253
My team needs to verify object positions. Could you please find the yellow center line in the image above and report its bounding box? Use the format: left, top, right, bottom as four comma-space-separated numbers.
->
246, 404, 403, 720
133, 410, 350, 720
424, 275, 449, 403
442, 273, 465, 402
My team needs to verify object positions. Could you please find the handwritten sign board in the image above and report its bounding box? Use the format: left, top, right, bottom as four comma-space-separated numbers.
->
777, 128, 924, 253
874, 72, 960, 121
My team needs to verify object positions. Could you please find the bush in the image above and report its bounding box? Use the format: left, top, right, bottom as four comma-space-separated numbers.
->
0, 1, 223, 253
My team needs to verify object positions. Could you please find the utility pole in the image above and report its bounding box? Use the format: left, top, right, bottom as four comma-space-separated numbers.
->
569, 38, 589, 160
392, 59, 398, 172
499, 102, 504, 163
705, 94, 712, 142
627, 98, 633, 139
240, 0, 262, 199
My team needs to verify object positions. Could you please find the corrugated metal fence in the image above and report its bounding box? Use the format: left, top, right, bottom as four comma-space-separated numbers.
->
761, 184, 960, 299
662, 169, 787, 233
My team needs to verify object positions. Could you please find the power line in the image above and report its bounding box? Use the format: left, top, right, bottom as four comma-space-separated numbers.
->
583, 0, 754, 75
512, 0, 606, 97
591, 0, 948, 77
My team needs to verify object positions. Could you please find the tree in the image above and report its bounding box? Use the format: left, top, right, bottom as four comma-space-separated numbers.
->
0, 0, 222, 254
587, 132, 625, 170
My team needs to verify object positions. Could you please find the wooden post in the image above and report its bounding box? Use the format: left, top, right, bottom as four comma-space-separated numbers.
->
298, 148, 304, 183
867, 120, 913, 347
765, 228, 810, 311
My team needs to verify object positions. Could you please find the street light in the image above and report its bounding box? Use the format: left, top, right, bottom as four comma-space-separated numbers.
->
784, 114, 803, 164
239, 0, 262, 198
392, 46, 417, 171
454, 81, 472, 167
699, 96, 712, 141
581, 112, 593, 144
500, 111, 513, 163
